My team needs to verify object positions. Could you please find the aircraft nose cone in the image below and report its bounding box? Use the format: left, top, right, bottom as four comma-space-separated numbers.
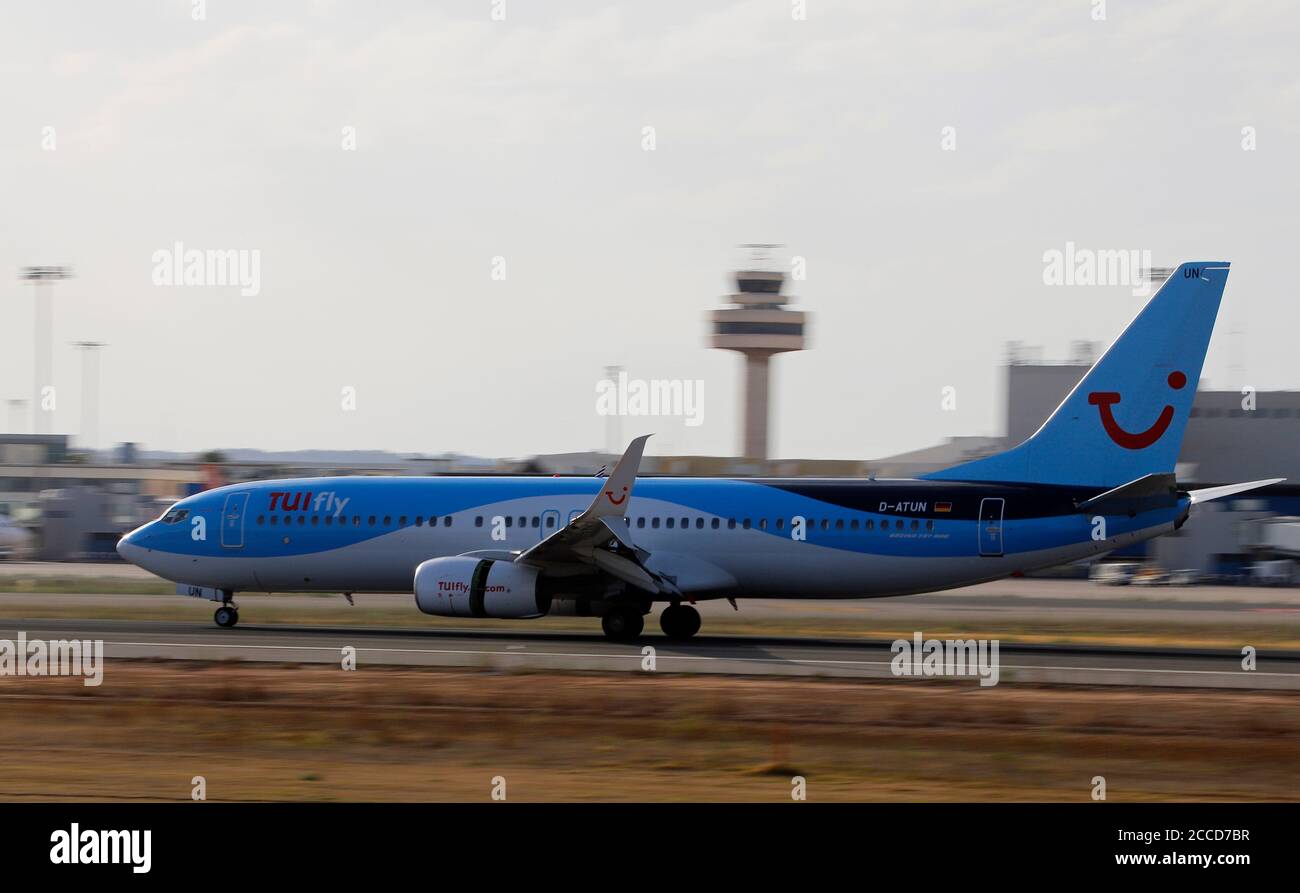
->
116, 527, 148, 565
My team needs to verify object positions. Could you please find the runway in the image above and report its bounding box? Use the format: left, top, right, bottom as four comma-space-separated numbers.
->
3, 617, 1298, 689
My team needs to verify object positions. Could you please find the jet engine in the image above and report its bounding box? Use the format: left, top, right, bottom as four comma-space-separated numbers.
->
413, 556, 550, 619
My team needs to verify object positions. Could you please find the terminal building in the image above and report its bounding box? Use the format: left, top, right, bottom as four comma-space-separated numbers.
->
0, 435, 203, 560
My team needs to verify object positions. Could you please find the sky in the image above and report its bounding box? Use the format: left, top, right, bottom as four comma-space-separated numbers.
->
1, 0, 1298, 461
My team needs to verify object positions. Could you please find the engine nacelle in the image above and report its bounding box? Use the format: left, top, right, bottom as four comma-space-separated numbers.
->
414, 556, 549, 619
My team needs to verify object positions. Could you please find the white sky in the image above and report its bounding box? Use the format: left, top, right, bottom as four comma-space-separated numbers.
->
1, 0, 1297, 460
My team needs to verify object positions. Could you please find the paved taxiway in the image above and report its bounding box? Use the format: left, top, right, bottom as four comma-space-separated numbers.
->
6, 562, 1300, 624
2, 617, 1297, 689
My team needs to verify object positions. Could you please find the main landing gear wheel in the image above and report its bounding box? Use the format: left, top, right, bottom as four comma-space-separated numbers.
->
659, 604, 701, 640
214, 605, 239, 628
601, 608, 644, 641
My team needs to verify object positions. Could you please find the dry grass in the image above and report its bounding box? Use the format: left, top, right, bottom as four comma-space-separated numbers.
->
0, 662, 1296, 802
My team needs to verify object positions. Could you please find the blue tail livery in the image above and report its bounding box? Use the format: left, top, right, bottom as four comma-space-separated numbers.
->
117, 262, 1282, 639
926, 262, 1228, 487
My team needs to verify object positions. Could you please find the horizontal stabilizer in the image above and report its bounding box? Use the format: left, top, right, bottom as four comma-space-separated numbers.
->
1188, 478, 1285, 505
1075, 472, 1178, 516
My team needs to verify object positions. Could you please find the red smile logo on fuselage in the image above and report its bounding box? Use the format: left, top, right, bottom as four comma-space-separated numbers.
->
1088, 371, 1186, 450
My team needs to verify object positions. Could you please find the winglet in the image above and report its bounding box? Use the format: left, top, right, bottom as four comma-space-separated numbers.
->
581, 434, 651, 521
1188, 478, 1284, 505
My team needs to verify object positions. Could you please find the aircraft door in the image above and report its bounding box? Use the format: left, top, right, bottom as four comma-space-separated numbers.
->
221, 492, 250, 549
978, 498, 1004, 557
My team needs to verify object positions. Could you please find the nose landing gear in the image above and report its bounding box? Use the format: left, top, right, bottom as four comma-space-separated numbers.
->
214, 603, 239, 628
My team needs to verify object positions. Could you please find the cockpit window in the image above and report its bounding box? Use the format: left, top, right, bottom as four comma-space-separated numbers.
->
161, 508, 189, 524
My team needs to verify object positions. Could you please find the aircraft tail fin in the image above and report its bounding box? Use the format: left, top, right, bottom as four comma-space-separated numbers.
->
924, 262, 1229, 488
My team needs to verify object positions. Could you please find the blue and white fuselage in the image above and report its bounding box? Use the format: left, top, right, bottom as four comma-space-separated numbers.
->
118, 475, 1185, 599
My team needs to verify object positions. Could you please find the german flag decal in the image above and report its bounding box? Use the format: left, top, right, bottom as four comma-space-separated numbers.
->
935, 502, 953, 513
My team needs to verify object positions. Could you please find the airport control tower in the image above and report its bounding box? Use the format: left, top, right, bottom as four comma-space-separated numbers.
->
709, 245, 809, 459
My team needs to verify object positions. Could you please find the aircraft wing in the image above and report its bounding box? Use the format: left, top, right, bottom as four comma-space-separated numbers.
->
515, 435, 683, 596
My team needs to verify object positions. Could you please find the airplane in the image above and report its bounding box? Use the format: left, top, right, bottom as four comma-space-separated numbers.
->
0, 514, 34, 560
117, 261, 1281, 639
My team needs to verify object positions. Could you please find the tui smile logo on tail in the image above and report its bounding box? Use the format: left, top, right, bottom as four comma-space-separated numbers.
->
1088, 371, 1187, 450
